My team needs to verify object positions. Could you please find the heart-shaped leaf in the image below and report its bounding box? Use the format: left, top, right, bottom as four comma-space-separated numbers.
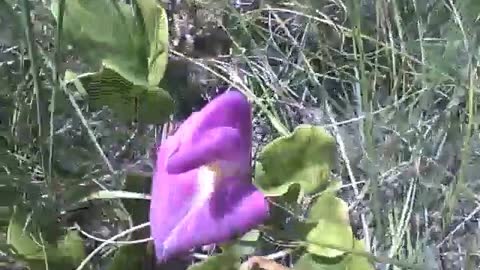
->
307, 192, 349, 225
255, 125, 336, 197
52, 0, 148, 85
52, 0, 169, 86
305, 219, 354, 258
294, 253, 346, 270
294, 239, 373, 270
344, 239, 374, 270
7, 207, 44, 260
137, 87, 175, 124
57, 230, 86, 266
304, 192, 353, 258
69, 67, 174, 124
136, 0, 169, 86
7, 207, 87, 269
74, 67, 137, 120
225, 229, 261, 257
108, 244, 148, 270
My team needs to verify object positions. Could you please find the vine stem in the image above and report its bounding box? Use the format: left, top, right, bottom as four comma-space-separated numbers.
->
75, 222, 151, 270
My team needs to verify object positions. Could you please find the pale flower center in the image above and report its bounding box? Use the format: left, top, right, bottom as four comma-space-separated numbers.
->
194, 160, 240, 205
163, 160, 243, 251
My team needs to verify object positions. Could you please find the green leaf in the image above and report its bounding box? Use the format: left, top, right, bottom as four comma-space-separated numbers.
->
187, 250, 240, 270
255, 125, 336, 197
7, 207, 87, 269
59, 3, 171, 124
71, 68, 174, 124
307, 192, 349, 225
57, 230, 86, 266
77, 67, 136, 120
51, 0, 169, 86
7, 207, 44, 260
137, 87, 175, 124
294, 253, 346, 270
294, 239, 373, 270
305, 219, 354, 258
344, 239, 374, 270
298, 193, 373, 266
52, 0, 148, 85
136, 0, 169, 85
304, 192, 353, 258
227, 229, 260, 257
108, 244, 148, 270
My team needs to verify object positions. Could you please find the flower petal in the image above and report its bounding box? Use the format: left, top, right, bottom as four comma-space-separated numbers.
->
163, 183, 268, 258
151, 170, 269, 261
191, 90, 252, 133
166, 126, 244, 174
149, 89, 269, 262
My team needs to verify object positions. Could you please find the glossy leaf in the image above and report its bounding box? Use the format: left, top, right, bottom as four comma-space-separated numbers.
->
344, 239, 374, 270
137, 87, 175, 124
255, 125, 336, 197
294, 239, 373, 270
52, 0, 148, 85
227, 229, 260, 257
307, 192, 349, 225
136, 0, 169, 85
7, 207, 44, 260
305, 219, 354, 258
57, 230, 86, 266
70, 68, 174, 124
294, 253, 346, 270
7, 207, 87, 269
74, 67, 137, 120
108, 244, 148, 270
305, 192, 353, 258
52, 0, 169, 86
52, 0, 170, 124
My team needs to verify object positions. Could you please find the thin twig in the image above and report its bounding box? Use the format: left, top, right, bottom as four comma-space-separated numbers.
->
75, 222, 151, 270
324, 102, 371, 250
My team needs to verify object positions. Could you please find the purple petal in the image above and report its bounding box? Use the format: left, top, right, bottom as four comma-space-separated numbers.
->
175, 90, 252, 144
149, 90, 269, 262
166, 127, 244, 174
151, 172, 268, 260
192, 90, 252, 132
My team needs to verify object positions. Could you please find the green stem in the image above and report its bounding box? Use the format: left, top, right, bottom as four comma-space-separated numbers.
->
444, 58, 476, 230
48, 0, 65, 197
349, 0, 382, 241
20, 0, 50, 180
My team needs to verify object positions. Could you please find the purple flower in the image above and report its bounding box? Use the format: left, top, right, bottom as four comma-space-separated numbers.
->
149, 89, 269, 262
